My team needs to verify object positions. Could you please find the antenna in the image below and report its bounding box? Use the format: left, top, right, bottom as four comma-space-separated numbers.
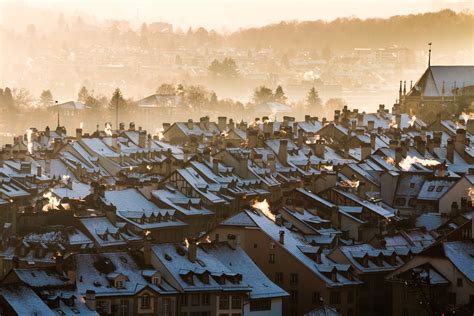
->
55, 100, 59, 128
115, 91, 119, 131
428, 42, 432, 67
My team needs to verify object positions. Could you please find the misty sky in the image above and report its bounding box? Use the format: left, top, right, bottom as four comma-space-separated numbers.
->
2, 0, 472, 30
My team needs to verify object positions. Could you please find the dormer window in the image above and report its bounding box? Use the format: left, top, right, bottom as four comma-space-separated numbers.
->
152, 275, 161, 286
115, 279, 124, 289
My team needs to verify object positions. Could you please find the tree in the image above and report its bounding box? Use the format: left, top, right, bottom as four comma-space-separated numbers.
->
208, 57, 238, 78
253, 86, 274, 104
306, 87, 322, 108
324, 98, 346, 117
109, 88, 128, 113
12, 88, 33, 108
39, 90, 54, 107
3, 87, 14, 109
274, 86, 287, 103
78, 86, 90, 103
183, 85, 208, 109
156, 83, 176, 95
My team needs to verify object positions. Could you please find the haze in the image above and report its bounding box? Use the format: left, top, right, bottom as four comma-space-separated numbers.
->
1, 0, 473, 30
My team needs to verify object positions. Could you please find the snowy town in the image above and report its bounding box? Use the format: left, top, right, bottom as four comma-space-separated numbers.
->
0, 61, 472, 316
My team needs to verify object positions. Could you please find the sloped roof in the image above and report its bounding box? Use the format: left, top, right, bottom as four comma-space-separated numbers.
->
409, 66, 474, 97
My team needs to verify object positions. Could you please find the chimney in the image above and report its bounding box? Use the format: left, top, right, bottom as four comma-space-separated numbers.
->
144, 236, 151, 265
85, 290, 96, 311
188, 240, 197, 263
199, 117, 207, 130
187, 119, 193, 130
138, 131, 147, 148
455, 129, 466, 153
389, 140, 398, 149
247, 129, 258, 148
447, 139, 454, 162
401, 140, 408, 158
119, 122, 125, 131
0, 148, 4, 167
36, 165, 42, 177
395, 114, 401, 128
367, 120, 374, 131
278, 139, 288, 164
416, 137, 426, 156
297, 129, 305, 147
370, 133, 376, 149
467, 119, 474, 135
45, 159, 51, 174
55, 252, 64, 274
129, 122, 136, 131
395, 147, 402, 164
351, 120, 357, 131
218, 116, 227, 131
213, 158, 219, 174
228, 119, 235, 130
279, 230, 285, 244
361, 142, 371, 160
112, 133, 118, 149
162, 122, 171, 131
76, 128, 82, 141
313, 141, 325, 159
305, 115, 311, 122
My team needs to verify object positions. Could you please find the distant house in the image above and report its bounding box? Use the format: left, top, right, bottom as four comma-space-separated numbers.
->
136, 94, 185, 128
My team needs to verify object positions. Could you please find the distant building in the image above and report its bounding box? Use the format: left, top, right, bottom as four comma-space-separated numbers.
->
400, 65, 474, 121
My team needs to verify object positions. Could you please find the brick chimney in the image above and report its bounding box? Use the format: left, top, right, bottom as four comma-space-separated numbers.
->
188, 240, 197, 263
85, 290, 96, 311
455, 129, 466, 153
279, 230, 285, 244
138, 131, 147, 148
447, 139, 454, 162
361, 142, 371, 160
76, 128, 82, 141
278, 139, 288, 164
367, 120, 374, 132
213, 158, 219, 174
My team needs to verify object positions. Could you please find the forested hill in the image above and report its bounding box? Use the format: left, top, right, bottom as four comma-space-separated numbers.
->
228, 10, 473, 52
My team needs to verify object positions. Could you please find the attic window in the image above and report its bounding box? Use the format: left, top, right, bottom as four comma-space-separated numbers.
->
410, 183, 415, 188
436, 186, 444, 192
428, 185, 435, 192
115, 279, 124, 289
164, 254, 172, 261
120, 256, 128, 263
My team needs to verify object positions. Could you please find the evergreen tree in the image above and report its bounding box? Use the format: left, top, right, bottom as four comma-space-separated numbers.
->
274, 85, 287, 103
3, 87, 14, 109
109, 88, 128, 113
78, 86, 90, 103
306, 87, 322, 108
39, 90, 54, 107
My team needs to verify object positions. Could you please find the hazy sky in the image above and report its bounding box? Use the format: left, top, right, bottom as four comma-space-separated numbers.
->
2, 0, 472, 30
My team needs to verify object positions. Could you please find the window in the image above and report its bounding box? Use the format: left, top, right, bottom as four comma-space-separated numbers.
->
348, 290, 354, 303
408, 198, 417, 207
140, 295, 151, 309
202, 293, 210, 306
119, 299, 129, 316
191, 293, 200, 306
249, 299, 271, 311
289, 290, 298, 303
161, 298, 172, 316
269, 253, 275, 264
275, 272, 283, 283
152, 275, 160, 285
436, 186, 444, 192
329, 292, 340, 305
115, 279, 124, 289
427, 185, 435, 192
231, 296, 241, 309
457, 278, 463, 287
312, 292, 320, 304
96, 301, 110, 314
253, 243, 258, 248
409, 183, 415, 188
290, 273, 298, 285
219, 295, 230, 310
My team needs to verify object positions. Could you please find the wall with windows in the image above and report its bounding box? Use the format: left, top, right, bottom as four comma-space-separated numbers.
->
243, 297, 282, 316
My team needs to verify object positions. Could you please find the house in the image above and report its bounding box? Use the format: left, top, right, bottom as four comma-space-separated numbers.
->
150, 241, 287, 316
207, 209, 361, 316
